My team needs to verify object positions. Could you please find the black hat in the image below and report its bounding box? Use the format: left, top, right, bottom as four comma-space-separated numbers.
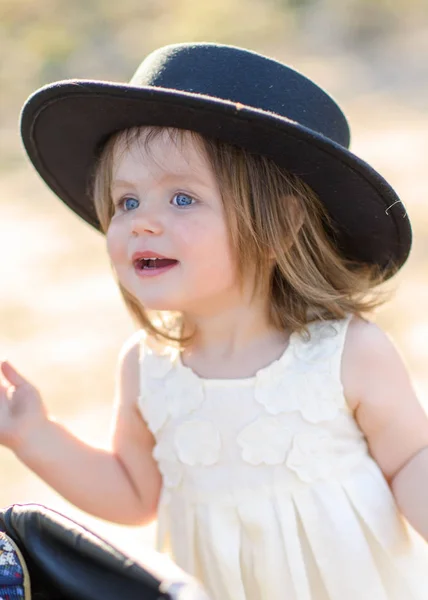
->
20, 42, 411, 276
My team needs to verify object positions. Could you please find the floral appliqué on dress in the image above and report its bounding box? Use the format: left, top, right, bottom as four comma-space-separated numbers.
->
238, 319, 350, 482
140, 317, 352, 487
139, 340, 222, 488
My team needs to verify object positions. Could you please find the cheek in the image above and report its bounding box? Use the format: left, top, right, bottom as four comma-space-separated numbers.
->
106, 223, 128, 268
177, 216, 235, 275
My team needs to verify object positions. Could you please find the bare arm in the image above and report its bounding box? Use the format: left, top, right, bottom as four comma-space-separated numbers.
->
342, 317, 428, 540
1, 335, 161, 525
110, 334, 162, 523
390, 447, 428, 540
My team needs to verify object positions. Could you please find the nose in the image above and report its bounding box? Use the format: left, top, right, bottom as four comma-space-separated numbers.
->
130, 204, 163, 236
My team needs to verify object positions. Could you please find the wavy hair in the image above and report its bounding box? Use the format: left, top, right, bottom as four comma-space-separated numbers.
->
91, 126, 393, 347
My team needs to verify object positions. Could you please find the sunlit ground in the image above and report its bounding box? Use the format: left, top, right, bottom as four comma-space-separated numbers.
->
0, 78, 427, 562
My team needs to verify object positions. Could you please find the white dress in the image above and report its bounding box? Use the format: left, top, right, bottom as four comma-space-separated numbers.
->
137, 315, 428, 600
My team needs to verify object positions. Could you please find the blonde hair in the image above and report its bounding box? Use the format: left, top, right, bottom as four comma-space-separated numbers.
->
92, 126, 393, 347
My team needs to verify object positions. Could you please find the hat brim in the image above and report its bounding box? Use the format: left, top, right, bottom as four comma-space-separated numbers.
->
20, 80, 411, 275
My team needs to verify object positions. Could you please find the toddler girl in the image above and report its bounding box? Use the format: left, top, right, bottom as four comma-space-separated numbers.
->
2, 43, 428, 599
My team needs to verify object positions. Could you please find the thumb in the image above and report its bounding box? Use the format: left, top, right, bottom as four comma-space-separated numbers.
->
0, 361, 31, 388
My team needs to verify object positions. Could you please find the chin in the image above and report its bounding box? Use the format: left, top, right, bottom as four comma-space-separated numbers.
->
133, 293, 183, 312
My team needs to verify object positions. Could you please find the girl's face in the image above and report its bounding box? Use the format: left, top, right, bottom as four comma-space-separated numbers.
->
106, 130, 243, 316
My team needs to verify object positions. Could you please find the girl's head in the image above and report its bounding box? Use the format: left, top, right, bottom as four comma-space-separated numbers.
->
20, 42, 412, 341
92, 125, 388, 347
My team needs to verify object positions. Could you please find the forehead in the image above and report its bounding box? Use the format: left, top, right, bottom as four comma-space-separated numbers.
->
110, 128, 210, 185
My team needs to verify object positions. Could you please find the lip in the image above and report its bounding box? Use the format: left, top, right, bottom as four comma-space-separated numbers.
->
131, 250, 174, 262
131, 250, 179, 278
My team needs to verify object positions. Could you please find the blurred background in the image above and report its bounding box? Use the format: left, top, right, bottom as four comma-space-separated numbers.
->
0, 0, 427, 560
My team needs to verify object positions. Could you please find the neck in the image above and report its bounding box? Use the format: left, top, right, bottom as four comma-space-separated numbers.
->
183, 288, 288, 374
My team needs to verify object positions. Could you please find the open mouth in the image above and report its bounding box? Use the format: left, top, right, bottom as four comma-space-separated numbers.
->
133, 257, 179, 275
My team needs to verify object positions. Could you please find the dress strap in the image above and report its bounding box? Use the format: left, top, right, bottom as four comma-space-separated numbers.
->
306, 313, 353, 392
290, 313, 354, 412
137, 332, 178, 435
330, 313, 354, 386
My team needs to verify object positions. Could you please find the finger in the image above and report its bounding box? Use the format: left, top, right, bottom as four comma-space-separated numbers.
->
0, 363, 10, 388
0, 361, 31, 388
0, 372, 11, 398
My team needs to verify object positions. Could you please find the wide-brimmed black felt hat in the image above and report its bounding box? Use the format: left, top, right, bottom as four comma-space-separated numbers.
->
20, 42, 412, 276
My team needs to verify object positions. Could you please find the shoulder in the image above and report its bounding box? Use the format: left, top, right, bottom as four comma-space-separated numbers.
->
116, 331, 146, 403
342, 314, 409, 410
341, 315, 428, 480
344, 314, 396, 359
116, 330, 172, 392
118, 330, 145, 363
117, 329, 163, 374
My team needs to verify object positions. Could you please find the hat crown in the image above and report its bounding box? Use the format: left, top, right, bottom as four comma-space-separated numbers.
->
130, 43, 351, 148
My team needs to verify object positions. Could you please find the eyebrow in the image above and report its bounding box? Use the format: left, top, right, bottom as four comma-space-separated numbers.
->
111, 172, 210, 190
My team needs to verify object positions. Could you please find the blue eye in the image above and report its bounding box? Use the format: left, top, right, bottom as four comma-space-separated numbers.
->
172, 193, 195, 207
121, 197, 139, 211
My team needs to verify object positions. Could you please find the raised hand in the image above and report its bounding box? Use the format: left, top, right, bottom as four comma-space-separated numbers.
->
0, 361, 48, 452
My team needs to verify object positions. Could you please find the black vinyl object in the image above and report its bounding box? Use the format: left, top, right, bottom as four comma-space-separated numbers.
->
0, 504, 169, 600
